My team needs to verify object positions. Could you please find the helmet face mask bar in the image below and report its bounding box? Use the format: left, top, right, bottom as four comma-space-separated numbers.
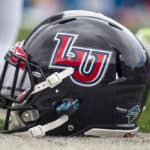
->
0, 46, 43, 132
0, 47, 36, 102
0, 44, 75, 135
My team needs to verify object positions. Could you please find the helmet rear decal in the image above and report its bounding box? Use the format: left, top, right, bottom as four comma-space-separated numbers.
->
49, 33, 112, 87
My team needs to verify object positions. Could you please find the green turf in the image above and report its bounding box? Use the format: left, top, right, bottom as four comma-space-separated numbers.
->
138, 94, 150, 132
140, 28, 150, 42
17, 28, 31, 41
0, 119, 3, 129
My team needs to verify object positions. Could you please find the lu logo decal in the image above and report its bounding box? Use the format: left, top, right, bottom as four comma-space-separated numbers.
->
49, 33, 112, 87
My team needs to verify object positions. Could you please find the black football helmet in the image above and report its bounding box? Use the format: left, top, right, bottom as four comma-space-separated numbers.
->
0, 10, 149, 137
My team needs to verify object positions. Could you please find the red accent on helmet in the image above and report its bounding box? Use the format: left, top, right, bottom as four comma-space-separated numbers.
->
17, 90, 28, 101
10, 47, 27, 70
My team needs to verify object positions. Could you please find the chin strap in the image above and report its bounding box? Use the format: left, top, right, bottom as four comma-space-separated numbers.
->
13, 115, 69, 138
28, 115, 69, 137
22, 68, 74, 137
26, 99, 79, 137
31, 67, 74, 95
13, 68, 74, 137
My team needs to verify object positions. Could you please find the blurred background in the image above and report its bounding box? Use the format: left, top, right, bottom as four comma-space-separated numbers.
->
22, 0, 150, 30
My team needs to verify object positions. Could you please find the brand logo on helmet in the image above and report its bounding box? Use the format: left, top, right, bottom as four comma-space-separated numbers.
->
127, 105, 140, 123
49, 33, 112, 87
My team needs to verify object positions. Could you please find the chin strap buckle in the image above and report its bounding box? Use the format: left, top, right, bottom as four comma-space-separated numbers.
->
28, 115, 69, 137
46, 72, 62, 88
28, 125, 45, 137
31, 67, 74, 95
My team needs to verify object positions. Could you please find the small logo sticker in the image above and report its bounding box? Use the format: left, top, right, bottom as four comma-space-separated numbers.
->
127, 105, 140, 123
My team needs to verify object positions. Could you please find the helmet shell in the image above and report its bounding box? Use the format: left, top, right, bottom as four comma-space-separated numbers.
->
21, 11, 149, 135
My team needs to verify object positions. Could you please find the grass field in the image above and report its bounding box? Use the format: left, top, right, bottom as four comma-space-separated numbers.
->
0, 28, 150, 133
17, 28, 31, 41
138, 93, 150, 132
